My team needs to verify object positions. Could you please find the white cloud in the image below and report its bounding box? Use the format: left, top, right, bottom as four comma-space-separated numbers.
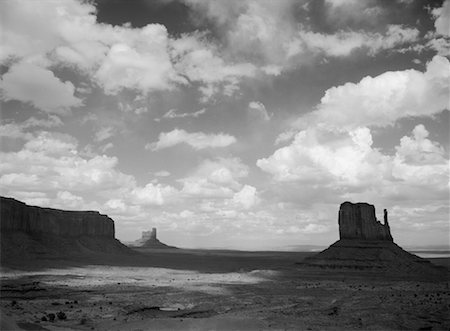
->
55, 191, 84, 209
0, 130, 180, 217
179, 158, 251, 202
432, 0, 450, 37
258, 125, 448, 204
427, 37, 450, 56
248, 101, 271, 121
147, 129, 236, 151
171, 33, 256, 101
95, 126, 115, 142
154, 170, 171, 177
131, 183, 177, 206
295, 25, 419, 57
258, 127, 388, 185
0, 0, 99, 64
182, 1, 420, 72
427, 0, 450, 56
1, 0, 255, 103
232, 185, 259, 209
275, 130, 296, 145
300, 55, 449, 131
180, 157, 249, 198
323, 0, 384, 28
1, 62, 83, 114
162, 108, 206, 119
0, 115, 63, 140
100, 142, 114, 153
94, 26, 182, 94
0, 132, 132, 195
118, 102, 149, 115
392, 125, 448, 186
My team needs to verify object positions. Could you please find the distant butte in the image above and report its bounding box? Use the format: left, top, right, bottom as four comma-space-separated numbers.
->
134, 228, 177, 249
303, 201, 445, 276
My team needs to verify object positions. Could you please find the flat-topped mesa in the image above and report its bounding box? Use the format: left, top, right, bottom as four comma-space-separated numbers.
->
338, 201, 393, 241
0, 196, 114, 238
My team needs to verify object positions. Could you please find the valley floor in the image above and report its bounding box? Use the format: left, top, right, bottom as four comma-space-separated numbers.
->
1, 249, 449, 330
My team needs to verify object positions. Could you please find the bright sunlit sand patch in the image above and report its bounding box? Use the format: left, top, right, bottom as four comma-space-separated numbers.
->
0, 266, 278, 294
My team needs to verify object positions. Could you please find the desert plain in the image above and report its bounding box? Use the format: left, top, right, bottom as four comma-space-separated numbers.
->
1, 247, 449, 331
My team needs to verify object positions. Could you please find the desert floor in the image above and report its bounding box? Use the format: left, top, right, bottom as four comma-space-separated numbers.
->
1, 248, 449, 330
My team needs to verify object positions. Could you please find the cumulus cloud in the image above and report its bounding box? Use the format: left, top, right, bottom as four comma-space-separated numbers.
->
258, 127, 388, 185
1, 62, 83, 114
180, 157, 249, 198
232, 185, 259, 209
147, 129, 237, 151
258, 125, 448, 203
94, 26, 183, 94
0, 0, 256, 104
131, 183, 177, 206
0, 0, 99, 64
0, 132, 127, 194
427, 0, 450, 56
0, 131, 177, 212
248, 101, 272, 121
392, 125, 448, 186
300, 55, 449, 131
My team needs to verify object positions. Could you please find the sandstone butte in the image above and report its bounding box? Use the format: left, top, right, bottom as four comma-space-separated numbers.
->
135, 228, 177, 249
304, 201, 445, 277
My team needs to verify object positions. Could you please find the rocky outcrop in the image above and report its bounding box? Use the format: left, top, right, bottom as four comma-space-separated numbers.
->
339, 202, 392, 241
1, 196, 114, 237
302, 202, 445, 277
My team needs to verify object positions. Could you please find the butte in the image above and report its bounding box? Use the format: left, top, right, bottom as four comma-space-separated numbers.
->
303, 201, 446, 277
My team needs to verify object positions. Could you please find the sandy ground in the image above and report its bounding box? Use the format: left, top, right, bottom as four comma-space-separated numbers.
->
1, 249, 449, 330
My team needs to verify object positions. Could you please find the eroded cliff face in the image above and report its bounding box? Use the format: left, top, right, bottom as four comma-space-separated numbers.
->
338, 201, 393, 241
0, 196, 114, 238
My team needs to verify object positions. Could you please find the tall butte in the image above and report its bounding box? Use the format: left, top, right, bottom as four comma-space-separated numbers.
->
135, 227, 176, 249
303, 201, 445, 276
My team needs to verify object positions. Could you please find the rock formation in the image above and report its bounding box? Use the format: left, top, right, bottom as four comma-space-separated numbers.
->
303, 201, 445, 277
1, 196, 114, 237
132, 227, 176, 249
338, 202, 393, 241
0, 196, 131, 264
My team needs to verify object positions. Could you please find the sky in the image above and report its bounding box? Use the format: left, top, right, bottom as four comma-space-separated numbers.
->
0, 0, 449, 250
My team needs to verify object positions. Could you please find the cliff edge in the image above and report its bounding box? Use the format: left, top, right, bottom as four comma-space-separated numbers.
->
0, 196, 132, 264
1, 196, 114, 237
